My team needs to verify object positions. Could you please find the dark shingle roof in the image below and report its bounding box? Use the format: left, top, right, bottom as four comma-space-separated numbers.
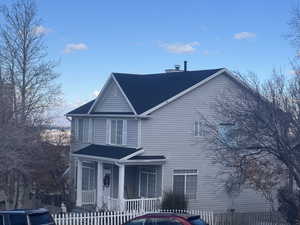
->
67, 99, 95, 115
113, 69, 223, 114
73, 144, 141, 159
67, 68, 224, 115
129, 155, 166, 160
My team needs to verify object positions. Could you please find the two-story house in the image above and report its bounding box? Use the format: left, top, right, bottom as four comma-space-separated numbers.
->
66, 66, 272, 212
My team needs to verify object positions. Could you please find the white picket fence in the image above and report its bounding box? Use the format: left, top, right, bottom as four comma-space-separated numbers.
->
52, 209, 214, 225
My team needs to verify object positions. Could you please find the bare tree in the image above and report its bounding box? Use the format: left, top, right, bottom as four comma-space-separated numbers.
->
0, 0, 60, 125
0, 0, 61, 209
200, 71, 300, 203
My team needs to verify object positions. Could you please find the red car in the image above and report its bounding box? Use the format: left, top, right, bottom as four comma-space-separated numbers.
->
122, 213, 208, 225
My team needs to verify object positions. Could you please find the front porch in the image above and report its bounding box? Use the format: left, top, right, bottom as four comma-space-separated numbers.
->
75, 158, 164, 211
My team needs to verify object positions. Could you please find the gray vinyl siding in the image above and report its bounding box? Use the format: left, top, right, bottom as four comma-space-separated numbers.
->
94, 80, 132, 113
127, 119, 138, 148
141, 72, 271, 212
94, 118, 106, 145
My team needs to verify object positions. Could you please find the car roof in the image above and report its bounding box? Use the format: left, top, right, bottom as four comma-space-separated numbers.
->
138, 212, 201, 220
0, 208, 49, 214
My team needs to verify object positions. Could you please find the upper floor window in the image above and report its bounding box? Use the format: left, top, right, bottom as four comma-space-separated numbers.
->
194, 120, 205, 137
109, 119, 127, 145
74, 118, 93, 143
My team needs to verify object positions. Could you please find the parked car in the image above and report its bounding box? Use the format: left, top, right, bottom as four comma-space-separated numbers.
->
122, 213, 208, 225
0, 208, 55, 225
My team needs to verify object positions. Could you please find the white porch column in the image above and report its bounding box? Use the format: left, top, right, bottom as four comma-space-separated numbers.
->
76, 159, 82, 207
118, 164, 125, 211
97, 161, 103, 209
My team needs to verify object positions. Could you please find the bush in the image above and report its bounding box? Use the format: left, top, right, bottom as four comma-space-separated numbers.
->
278, 187, 300, 225
161, 191, 188, 210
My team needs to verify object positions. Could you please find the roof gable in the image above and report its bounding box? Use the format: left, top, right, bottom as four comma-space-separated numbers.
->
91, 78, 134, 114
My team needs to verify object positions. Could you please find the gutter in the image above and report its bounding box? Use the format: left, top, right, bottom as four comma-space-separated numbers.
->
65, 114, 150, 119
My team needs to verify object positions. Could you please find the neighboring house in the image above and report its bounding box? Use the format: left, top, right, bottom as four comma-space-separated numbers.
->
66, 66, 272, 212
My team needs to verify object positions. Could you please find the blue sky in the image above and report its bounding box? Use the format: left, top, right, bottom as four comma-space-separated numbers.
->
2, 0, 298, 125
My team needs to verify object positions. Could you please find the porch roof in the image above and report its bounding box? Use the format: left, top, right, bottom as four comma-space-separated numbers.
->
73, 144, 142, 160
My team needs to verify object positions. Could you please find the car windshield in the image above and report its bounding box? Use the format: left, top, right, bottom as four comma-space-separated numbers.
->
29, 212, 54, 225
189, 218, 206, 225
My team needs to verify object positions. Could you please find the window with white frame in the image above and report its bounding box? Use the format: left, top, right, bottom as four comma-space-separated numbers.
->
76, 118, 91, 143
194, 120, 205, 137
140, 168, 156, 198
173, 169, 197, 200
109, 119, 126, 145
82, 162, 96, 191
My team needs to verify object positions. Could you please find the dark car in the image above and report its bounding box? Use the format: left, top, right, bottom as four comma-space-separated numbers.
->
0, 208, 55, 225
122, 213, 208, 225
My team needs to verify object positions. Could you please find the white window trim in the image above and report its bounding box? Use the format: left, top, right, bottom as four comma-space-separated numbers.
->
173, 170, 198, 200
194, 120, 205, 137
107, 119, 127, 146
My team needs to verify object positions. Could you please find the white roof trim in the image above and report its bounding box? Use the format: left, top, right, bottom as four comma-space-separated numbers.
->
120, 149, 144, 161
112, 74, 138, 115
66, 114, 150, 118
122, 160, 166, 165
140, 68, 227, 116
88, 74, 114, 114
72, 153, 119, 163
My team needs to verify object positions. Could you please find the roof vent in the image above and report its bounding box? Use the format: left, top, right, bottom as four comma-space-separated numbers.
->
175, 65, 180, 71
165, 64, 183, 73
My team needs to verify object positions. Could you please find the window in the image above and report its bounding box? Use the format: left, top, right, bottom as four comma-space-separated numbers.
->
173, 169, 197, 200
140, 168, 156, 198
110, 119, 126, 145
0, 215, 3, 225
29, 213, 53, 225
194, 121, 205, 137
188, 218, 207, 225
82, 162, 96, 190
147, 218, 183, 225
124, 218, 146, 225
10, 214, 27, 225
76, 118, 91, 143
78, 118, 84, 141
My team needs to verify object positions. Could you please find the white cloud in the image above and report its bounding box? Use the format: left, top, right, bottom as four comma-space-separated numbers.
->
234, 32, 256, 40
92, 90, 100, 97
33, 25, 52, 35
63, 43, 88, 54
159, 41, 200, 54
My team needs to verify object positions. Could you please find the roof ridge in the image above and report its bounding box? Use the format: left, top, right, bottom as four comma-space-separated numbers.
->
113, 68, 224, 77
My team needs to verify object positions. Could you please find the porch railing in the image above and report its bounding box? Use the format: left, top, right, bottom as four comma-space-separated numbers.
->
82, 189, 96, 205
125, 197, 162, 211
